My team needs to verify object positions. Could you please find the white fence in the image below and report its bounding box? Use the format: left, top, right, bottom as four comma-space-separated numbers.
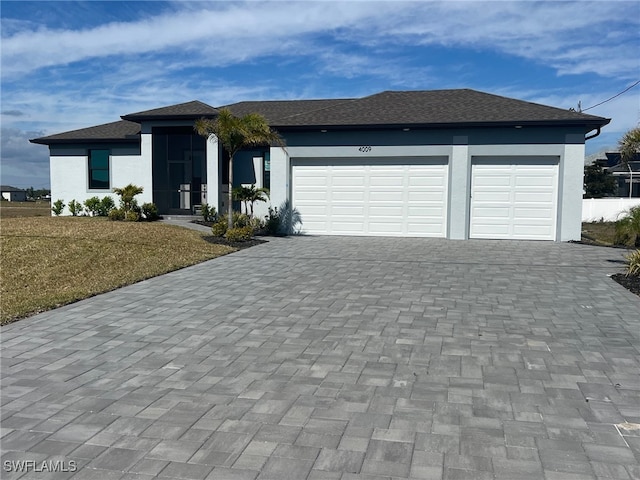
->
582, 198, 640, 222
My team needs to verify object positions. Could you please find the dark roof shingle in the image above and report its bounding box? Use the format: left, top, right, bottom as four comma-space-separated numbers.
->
121, 100, 218, 121
241, 90, 608, 128
30, 89, 610, 145
30, 120, 140, 145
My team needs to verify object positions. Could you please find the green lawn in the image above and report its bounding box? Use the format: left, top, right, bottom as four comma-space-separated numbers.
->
581, 221, 618, 246
0, 216, 233, 325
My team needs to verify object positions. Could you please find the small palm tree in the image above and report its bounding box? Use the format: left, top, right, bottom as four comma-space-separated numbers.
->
233, 184, 269, 216
619, 126, 640, 166
113, 184, 143, 212
195, 109, 284, 229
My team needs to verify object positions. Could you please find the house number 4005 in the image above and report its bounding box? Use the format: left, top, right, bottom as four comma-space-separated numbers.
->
358, 146, 372, 152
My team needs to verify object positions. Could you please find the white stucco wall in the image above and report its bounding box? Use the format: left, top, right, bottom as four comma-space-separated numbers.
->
49, 151, 149, 215
558, 143, 585, 241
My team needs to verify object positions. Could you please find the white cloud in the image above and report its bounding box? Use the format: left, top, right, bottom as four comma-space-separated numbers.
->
2, 1, 638, 80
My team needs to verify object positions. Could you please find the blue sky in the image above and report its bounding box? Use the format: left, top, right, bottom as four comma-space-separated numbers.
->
1, 0, 639, 189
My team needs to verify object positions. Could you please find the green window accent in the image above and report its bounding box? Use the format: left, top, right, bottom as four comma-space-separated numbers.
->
89, 150, 110, 189
263, 153, 271, 190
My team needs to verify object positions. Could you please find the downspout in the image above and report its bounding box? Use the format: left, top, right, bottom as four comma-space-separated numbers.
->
629, 163, 634, 199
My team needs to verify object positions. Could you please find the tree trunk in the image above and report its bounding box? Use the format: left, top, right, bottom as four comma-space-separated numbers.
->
228, 152, 234, 230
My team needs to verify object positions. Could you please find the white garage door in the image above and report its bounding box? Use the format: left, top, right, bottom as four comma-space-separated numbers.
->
292, 158, 448, 237
470, 158, 559, 240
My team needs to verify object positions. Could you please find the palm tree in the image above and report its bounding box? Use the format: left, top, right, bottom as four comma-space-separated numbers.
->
233, 184, 269, 217
113, 184, 143, 212
619, 126, 640, 166
195, 109, 283, 229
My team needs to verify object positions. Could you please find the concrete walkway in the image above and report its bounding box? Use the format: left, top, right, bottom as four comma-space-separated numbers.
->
2, 237, 639, 479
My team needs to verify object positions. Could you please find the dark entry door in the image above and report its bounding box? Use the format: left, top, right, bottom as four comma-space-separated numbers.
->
152, 127, 206, 215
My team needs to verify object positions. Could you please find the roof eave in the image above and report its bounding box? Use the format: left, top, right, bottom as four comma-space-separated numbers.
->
275, 118, 612, 131
29, 136, 140, 146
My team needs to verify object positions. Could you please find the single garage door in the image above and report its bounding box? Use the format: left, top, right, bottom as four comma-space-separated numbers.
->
292, 157, 448, 237
470, 158, 559, 240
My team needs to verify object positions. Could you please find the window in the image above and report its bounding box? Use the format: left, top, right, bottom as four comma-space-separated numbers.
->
263, 153, 271, 190
89, 150, 110, 189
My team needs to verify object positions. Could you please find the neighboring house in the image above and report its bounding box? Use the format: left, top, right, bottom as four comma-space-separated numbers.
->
1, 185, 27, 202
31, 89, 609, 241
594, 152, 640, 198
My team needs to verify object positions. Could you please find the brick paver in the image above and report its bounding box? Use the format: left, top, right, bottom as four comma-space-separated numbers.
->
2, 236, 639, 479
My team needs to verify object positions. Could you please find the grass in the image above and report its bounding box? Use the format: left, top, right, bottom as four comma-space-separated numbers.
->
0, 216, 234, 325
0, 200, 52, 218
581, 221, 618, 246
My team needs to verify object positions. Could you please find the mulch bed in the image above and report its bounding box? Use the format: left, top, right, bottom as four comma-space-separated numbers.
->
202, 235, 267, 250
612, 273, 640, 297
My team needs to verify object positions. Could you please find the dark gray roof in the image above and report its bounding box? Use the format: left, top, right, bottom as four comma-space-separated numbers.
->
229, 90, 608, 128
30, 89, 610, 145
121, 100, 218, 121
1, 185, 25, 192
30, 120, 140, 145
224, 99, 353, 125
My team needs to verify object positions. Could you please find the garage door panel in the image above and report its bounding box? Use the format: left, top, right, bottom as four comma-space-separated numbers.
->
369, 176, 404, 187
332, 176, 365, 186
331, 191, 365, 201
331, 205, 366, 216
330, 221, 365, 235
472, 207, 511, 218
473, 191, 511, 202
368, 190, 404, 202
292, 158, 448, 237
513, 191, 553, 202
470, 160, 558, 240
515, 176, 556, 187
408, 191, 446, 202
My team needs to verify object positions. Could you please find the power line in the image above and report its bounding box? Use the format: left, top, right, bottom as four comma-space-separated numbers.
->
581, 79, 640, 112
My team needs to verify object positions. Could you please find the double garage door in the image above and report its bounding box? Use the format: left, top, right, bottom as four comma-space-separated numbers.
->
291, 157, 559, 240
292, 158, 448, 237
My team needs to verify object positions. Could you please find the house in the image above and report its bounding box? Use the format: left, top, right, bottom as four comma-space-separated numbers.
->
31, 89, 609, 241
1, 185, 27, 202
594, 152, 640, 198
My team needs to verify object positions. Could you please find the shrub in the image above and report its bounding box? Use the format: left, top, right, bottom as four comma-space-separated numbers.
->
233, 212, 251, 228
265, 200, 303, 236
51, 199, 65, 216
85, 196, 115, 216
124, 211, 140, 222
625, 249, 640, 277
201, 203, 217, 222
249, 216, 264, 231
141, 202, 159, 221
265, 206, 281, 235
108, 208, 125, 221
84, 196, 102, 216
211, 219, 228, 237
225, 226, 254, 242
68, 199, 83, 216
614, 206, 640, 247
99, 196, 116, 216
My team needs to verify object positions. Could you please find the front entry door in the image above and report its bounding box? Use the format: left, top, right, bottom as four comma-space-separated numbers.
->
152, 127, 206, 215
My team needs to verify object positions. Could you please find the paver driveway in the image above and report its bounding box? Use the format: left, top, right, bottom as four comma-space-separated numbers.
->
2, 236, 640, 480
